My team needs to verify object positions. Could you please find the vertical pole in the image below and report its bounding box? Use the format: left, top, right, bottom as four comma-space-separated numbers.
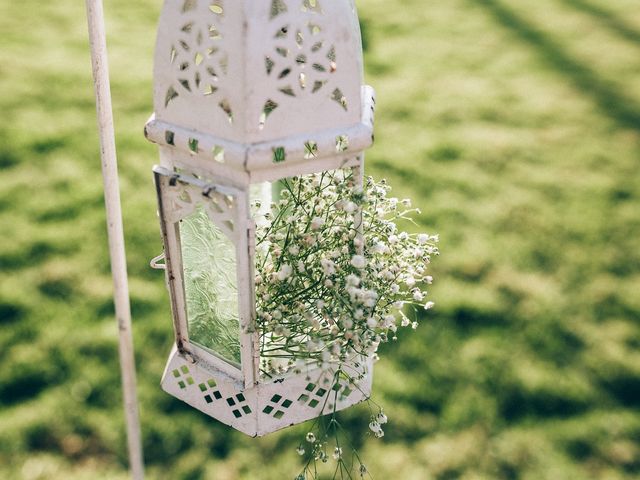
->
85, 1, 145, 479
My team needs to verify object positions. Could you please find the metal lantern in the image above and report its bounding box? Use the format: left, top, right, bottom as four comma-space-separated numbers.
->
145, 0, 376, 437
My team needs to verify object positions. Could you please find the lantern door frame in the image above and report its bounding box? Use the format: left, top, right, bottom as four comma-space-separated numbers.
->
154, 166, 258, 388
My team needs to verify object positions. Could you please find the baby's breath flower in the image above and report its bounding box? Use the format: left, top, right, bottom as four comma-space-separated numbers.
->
305, 432, 316, 443
311, 216, 325, 230
373, 241, 387, 254
277, 264, 292, 281
321, 258, 336, 276
346, 274, 361, 286
350, 255, 367, 269
303, 234, 316, 246
343, 201, 356, 213
377, 411, 388, 424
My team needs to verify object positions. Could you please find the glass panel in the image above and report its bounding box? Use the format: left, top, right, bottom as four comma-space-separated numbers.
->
180, 204, 241, 366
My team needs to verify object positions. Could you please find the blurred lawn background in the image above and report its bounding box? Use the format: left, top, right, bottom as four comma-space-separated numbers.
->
1, 0, 640, 478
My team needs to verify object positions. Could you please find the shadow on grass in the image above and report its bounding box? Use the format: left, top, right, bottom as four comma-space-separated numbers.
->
560, 0, 640, 46
472, 0, 640, 131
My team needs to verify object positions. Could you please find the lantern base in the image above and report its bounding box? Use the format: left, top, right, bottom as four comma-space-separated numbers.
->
161, 345, 374, 437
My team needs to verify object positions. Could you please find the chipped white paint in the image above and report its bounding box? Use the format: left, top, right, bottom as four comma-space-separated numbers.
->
146, 0, 376, 436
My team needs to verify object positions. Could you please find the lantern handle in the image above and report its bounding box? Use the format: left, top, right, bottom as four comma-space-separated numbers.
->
85, 1, 145, 479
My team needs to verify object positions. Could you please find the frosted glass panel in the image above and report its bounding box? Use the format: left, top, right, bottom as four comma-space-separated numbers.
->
180, 205, 241, 366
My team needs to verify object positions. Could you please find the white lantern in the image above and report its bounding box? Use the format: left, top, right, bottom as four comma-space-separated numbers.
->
145, 0, 376, 437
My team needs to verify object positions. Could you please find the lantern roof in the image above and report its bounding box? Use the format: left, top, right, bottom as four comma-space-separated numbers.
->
144, 0, 375, 183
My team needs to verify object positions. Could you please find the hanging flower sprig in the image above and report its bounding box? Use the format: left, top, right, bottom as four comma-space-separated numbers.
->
252, 169, 439, 479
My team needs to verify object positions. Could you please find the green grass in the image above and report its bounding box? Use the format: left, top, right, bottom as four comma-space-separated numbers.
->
1, 0, 639, 478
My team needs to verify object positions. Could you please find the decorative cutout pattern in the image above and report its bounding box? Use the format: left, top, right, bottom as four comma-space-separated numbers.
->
259, 99, 279, 130
262, 394, 294, 419
301, 0, 322, 14
266, 5, 338, 101
272, 146, 286, 163
164, 178, 236, 239
296, 380, 354, 408
161, 350, 373, 436
173, 365, 195, 390
155, 0, 361, 139
212, 145, 225, 163
297, 382, 327, 408
164, 0, 231, 116
333, 381, 354, 401
270, 0, 288, 19
226, 392, 253, 418
331, 87, 347, 110
199, 378, 224, 403
303, 140, 318, 159
188, 137, 199, 154
335, 134, 349, 152
166, 184, 197, 224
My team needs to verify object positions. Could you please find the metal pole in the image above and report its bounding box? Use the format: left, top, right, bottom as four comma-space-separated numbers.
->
85, 1, 145, 478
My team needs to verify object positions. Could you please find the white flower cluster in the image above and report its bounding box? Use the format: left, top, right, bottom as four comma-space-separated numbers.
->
253, 169, 439, 376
